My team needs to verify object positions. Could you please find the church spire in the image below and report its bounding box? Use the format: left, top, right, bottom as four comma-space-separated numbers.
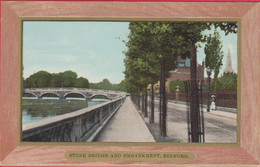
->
224, 48, 234, 73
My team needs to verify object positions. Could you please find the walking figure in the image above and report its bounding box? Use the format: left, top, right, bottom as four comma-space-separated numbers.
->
210, 95, 216, 111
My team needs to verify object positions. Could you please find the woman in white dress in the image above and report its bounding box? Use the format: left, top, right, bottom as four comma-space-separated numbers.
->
210, 95, 216, 111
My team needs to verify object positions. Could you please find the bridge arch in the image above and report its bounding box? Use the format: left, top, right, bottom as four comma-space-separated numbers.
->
23, 92, 38, 97
91, 94, 110, 99
64, 92, 86, 99
40, 92, 60, 98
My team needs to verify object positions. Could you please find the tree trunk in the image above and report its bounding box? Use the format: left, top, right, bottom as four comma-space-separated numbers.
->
161, 60, 167, 137
137, 93, 141, 110
190, 41, 199, 142
144, 88, 148, 117
159, 63, 163, 135
150, 83, 155, 123
142, 91, 145, 114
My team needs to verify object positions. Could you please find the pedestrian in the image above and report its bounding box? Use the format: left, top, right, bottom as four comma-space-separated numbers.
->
210, 95, 216, 111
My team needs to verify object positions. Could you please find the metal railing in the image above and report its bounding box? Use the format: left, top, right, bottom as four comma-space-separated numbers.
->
184, 80, 205, 143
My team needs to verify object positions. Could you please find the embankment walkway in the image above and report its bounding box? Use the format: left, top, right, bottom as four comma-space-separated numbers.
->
95, 96, 155, 142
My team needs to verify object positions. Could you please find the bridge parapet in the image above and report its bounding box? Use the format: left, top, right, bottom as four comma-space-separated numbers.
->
23, 88, 127, 100
22, 96, 126, 142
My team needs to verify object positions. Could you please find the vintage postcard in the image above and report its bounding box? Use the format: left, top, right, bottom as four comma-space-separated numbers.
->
0, 1, 259, 166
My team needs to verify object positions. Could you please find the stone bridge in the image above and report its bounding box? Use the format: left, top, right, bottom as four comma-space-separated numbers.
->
23, 88, 127, 100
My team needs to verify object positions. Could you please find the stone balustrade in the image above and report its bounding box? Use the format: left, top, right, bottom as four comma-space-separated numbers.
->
22, 96, 126, 142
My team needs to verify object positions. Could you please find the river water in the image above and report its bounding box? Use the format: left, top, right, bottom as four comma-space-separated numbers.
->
22, 97, 109, 124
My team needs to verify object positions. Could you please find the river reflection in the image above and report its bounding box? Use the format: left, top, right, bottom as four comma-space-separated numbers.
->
22, 97, 109, 124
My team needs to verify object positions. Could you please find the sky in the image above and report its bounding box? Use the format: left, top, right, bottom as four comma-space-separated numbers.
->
197, 27, 238, 77
23, 21, 237, 84
23, 21, 130, 84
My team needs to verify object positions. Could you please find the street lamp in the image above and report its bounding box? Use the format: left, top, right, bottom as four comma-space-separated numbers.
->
206, 67, 211, 112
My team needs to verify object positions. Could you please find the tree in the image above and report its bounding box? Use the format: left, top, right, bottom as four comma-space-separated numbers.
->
124, 22, 160, 117
101, 79, 113, 90
204, 30, 224, 85
90, 79, 126, 91
24, 71, 52, 88
150, 22, 206, 137
62, 70, 77, 87
112, 80, 126, 91
23, 78, 32, 88
124, 22, 193, 136
75, 77, 90, 88
50, 73, 63, 87
214, 23, 237, 35
124, 22, 237, 139
24, 70, 93, 89
124, 47, 149, 111
176, 22, 210, 142
213, 72, 237, 91
124, 55, 143, 110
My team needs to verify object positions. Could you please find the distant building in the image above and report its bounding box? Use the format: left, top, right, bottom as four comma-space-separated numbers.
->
224, 48, 234, 73
168, 58, 205, 82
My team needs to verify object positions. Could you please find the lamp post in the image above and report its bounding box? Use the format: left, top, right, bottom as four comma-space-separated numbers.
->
206, 67, 211, 112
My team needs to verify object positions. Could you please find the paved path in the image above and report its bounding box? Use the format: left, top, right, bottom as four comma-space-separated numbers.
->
143, 100, 237, 143
95, 96, 155, 142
